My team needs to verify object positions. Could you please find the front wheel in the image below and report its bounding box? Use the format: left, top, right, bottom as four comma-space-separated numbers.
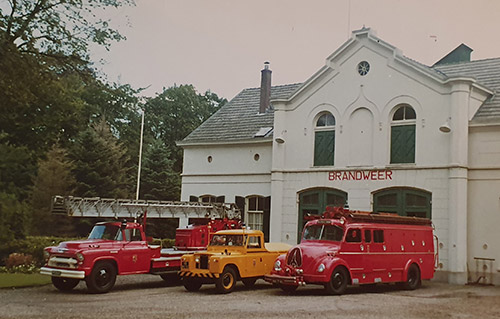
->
325, 267, 349, 295
85, 261, 117, 294
404, 264, 421, 290
52, 277, 79, 291
215, 267, 237, 294
182, 278, 202, 292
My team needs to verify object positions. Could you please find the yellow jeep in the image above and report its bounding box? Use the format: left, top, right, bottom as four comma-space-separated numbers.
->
179, 229, 290, 293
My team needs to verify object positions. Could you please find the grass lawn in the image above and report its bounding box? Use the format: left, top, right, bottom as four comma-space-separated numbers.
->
0, 273, 51, 289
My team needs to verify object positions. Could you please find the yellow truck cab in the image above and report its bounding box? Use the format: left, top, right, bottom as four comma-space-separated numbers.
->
180, 229, 290, 293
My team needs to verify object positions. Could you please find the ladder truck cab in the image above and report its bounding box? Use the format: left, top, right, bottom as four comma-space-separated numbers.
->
40, 196, 241, 294
265, 206, 438, 295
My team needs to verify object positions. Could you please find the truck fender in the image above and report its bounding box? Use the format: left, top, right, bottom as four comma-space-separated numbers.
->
89, 257, 119, 275
403, 259, 420, 280
324, 258, 352, 284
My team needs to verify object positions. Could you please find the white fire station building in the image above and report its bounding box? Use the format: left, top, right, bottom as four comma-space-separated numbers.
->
178, 28, 500, 285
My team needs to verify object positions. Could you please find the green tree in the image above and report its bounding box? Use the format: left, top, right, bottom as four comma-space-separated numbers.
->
0, 133, 36, 201
144, 85, 226, 172
71, 119, 131, 198
0, 192, 30, 242
140, 140, 180, 201
31, 144, 76, 235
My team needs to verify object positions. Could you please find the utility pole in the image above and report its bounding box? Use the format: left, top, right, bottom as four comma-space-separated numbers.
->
135, 109, 145, 201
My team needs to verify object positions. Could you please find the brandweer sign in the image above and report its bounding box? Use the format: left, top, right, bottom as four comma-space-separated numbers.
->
329, 170, 393, 181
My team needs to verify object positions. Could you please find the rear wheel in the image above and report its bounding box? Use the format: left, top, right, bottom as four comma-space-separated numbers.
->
325, 267, 349, 295
404, 264, 421, 290
215, 267, 237, 294
241, 277, 257, 288
182, 278, 202, 292
160, 273, 180, 284
52, 277, 79, 291
85, 261, 117, 294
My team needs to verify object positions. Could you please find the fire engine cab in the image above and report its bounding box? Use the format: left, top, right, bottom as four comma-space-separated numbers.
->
265, 206, 437, 295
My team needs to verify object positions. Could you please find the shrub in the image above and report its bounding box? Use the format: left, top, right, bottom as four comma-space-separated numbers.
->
0, 236, 78, 267
1, 253, 38, 274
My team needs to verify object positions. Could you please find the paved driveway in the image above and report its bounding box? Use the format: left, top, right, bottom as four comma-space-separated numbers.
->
1, 275, 499, 319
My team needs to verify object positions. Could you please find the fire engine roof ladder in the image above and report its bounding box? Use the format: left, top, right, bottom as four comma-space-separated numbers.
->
51, 195, 241, 220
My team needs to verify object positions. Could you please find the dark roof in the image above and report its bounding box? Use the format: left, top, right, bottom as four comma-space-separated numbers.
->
433, 58, 500, 122
181, 58, 500, 146
180, 83, 302, 145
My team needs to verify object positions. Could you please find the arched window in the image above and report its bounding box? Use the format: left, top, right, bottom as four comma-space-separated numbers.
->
314, 112, 336, 166
373, 188, 431, 219
390, 104, 416, 164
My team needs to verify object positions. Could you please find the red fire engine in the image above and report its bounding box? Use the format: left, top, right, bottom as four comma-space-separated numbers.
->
265, 206, 438, 295
41, 196, 241, 293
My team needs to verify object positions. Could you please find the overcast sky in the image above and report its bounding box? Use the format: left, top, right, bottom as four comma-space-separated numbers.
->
91, 0, 500, 100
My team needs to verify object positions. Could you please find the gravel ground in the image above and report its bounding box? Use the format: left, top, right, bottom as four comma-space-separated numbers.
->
1, 275, 500, 319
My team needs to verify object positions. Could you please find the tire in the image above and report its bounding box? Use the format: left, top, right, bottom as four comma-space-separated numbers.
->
404, 264, 421, 290
85, 261, 117, 294
215, 267, 237, 294
241, 277, 257, 288
280, 284, 298, 294
52, 277, 79, 291
325, 267, 349, 295
160, 273, 180, 283
182, 278, 202, 292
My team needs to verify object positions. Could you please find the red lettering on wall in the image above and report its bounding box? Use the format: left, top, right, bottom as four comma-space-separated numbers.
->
328, 170, 394, 181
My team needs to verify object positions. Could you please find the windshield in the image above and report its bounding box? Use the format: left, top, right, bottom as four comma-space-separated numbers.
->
210, 234, 245, 247
302, 224, 344, 242
88, 225, 121, 240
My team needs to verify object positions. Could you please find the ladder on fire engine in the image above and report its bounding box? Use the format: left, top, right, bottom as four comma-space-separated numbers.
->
51, 195, 241, 220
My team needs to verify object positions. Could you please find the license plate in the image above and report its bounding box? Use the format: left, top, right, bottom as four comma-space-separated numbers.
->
52, 270, 61, 276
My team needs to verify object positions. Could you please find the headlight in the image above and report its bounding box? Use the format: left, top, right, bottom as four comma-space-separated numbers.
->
76, 252, 84, 262
195, 257, 200, 263
43, 250, 50, 261
274, 260, 281, 271
317, 263, 326, 273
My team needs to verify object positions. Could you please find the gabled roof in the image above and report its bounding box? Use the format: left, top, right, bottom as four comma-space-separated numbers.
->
180, 32, 500, 146
433, 58, 500, 123
179, 83, 302, 146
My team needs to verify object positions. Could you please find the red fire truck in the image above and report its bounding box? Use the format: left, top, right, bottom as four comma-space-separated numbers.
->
41, 196, 241, 293
265, 206, 438, 295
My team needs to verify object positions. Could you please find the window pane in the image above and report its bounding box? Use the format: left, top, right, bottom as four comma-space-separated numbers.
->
393, 107, 404, 121
373, 230, 384, 243
346, 229, 361, 243
302, 193, 319, 205
377, 193, 397, 206
405, 106, 416, 119
364, 230, 372, 243
316, 113, 335, 127
249, 197, 257, 210
406, 193, 427, 207
326, 193, 345, 206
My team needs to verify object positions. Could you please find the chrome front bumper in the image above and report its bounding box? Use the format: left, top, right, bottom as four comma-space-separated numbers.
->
264, 274, 305, 286
40, 267, 85, 279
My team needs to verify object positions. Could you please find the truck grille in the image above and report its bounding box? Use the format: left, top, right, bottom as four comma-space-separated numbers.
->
287, 248, 302, 267
47, 256, 78, 269
196, 255, 209, 269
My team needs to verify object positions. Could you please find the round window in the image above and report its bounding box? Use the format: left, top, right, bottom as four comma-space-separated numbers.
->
357, 61, 370, 76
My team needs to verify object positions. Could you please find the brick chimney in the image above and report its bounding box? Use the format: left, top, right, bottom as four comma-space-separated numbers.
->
259, 62, 272, 114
